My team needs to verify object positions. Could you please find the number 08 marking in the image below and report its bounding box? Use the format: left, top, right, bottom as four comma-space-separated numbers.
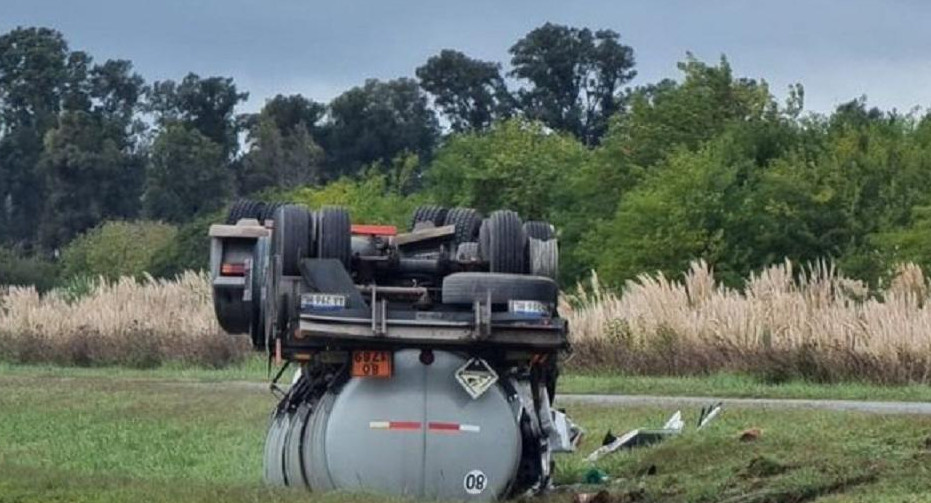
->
463, 469, 487, 495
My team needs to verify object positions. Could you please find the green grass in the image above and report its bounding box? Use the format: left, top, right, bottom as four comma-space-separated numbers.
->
559, 372, 931, 402
4, 356, 931, 403
1, 370, 930, 502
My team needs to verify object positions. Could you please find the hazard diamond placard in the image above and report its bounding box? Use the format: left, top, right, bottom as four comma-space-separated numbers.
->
454, 357, 499, 399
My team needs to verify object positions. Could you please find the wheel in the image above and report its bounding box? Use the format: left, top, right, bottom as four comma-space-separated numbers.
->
249, 236, 271, 350
264, 410, 292, 486
260, 202, 284, 225
316, 206, 351, 269
249, 200, 267, 221
283, 402, 312, 488
442, 272, 558, 305
478, 218, 490, 261
213, 288, 251, 334
410, 205, 448, 230
523, 220, 554, 241
273, 205, 312, 276
528, 238, 559, 281
444, 207, 482, 244
226, 199, 255, 224
482, 210, 526, 274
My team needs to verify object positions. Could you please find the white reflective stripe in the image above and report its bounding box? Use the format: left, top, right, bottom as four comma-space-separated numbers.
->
460, 424, 480, 433
369, 421, 390, 429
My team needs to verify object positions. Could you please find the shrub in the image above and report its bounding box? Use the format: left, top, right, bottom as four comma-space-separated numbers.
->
0, 248, 58, 292
284, 170, 426, 227
60, 221, 177, 281
148, 212, 218, 278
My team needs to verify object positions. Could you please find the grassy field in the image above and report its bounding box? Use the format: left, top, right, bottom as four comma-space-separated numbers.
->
1, 369, 930, 502
5, 357, 931, 403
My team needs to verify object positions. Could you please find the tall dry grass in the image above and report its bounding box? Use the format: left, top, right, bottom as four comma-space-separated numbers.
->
0, 272, 250, 368
562, 261, 931, 384
4, 262, 931, 382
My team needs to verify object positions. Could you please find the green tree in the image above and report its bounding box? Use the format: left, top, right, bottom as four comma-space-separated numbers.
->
144, 123, 231, 223
147, 73, 247, 158
38, 111, 145, 248
285, 159, 426, 228
323, 78, 439, 178
89, 59, 147, 135
593, 142, 737, 286
0, 27, 71, 247
613, 55, 776, 170
416, 49, 514, 132
428, 119, 588, 220
509, 23, 636, 145
0, 247, 58, 291
251, 93, 325, 136
0, 28, 148, 250
238, 95, 325, 194
38, 58, 147, 248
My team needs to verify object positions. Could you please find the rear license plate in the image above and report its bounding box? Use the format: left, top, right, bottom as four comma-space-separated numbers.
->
300, 293, 346, 312
508, 300, 547, 317
351, 350, 392, 378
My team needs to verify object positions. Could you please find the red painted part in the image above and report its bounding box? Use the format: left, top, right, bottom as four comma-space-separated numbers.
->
427, 422, 460, 432
351, 224, 397, 236
220, 263, 245, 276
388, 421, 421, 430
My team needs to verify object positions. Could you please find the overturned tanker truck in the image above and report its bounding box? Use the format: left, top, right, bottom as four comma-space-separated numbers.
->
209, 200, 581, 500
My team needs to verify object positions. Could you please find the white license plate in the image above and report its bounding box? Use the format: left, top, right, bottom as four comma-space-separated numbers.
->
508, 300, 546, 316
301, 293, 346, 311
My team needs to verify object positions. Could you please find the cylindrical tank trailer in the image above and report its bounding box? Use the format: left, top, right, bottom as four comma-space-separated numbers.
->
209, 201, 579, 500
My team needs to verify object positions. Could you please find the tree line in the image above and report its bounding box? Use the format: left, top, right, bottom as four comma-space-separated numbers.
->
0, 24, 634, 250
2, 24, 931, 291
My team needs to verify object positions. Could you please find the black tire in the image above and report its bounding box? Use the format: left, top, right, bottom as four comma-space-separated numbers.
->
444, 207, 482, 244
264, 410, 291, 486
250, 200, 268, 221
484, 210, 526, 274
213, 288, 251, 334
283, 402, 312, 488
523, 220, 554, 241
226, 199, 254, 224
250, 236, 271, 350
442, 272, 558, 305
528, 238, 559, 280
410, 205, 448, 230
478, 218, 490, 261
259, 203, 284, 224
315, 206, 351, 269
273, 205, 312, 276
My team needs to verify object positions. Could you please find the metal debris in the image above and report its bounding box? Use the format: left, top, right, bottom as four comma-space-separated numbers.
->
697, 401, 723, 430
584, 411, 684, 462
583, 403, 725, 462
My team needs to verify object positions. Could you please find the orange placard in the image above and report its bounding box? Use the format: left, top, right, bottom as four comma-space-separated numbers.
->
351, 350, 392, 378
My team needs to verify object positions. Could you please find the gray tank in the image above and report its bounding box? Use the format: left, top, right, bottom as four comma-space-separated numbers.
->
265, 350, 523, 500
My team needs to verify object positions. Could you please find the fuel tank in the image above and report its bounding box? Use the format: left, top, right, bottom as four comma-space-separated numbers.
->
264, 349, 522, 500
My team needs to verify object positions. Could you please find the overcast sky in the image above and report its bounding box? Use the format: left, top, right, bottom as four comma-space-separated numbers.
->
3, 0, 930, 115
